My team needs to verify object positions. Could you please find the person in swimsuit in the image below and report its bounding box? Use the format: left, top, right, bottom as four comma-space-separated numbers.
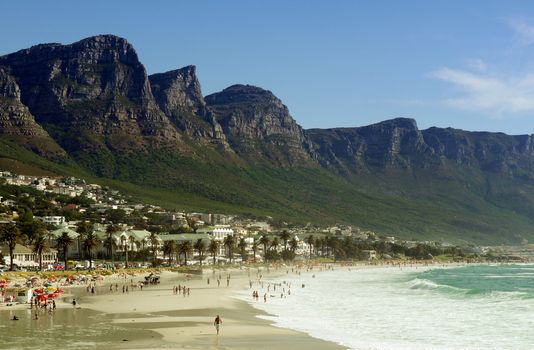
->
214, 315, 222, 335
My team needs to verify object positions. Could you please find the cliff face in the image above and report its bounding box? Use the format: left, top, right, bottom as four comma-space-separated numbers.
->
0, 68, 65, 158
0, 35, 181, 155
308, 118, 534, 179
149, 66, 227, 146
205, 84, 314, 165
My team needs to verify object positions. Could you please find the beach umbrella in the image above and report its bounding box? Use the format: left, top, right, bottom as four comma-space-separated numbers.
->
48, 293, 58, 298
34, 288, 44, 293
55, 289, 65, 293
47, 277, 57, 282
43, 283, 52, 287
38, 294, 48, 301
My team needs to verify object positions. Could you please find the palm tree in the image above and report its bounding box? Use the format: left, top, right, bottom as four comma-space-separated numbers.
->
106, 224, 121, 264
194, 239, 206, 266
33, 233, 48, 271
120, 235, 131, 268
148, 231, 159, 265
83, 231, 99, 269
305, 235, 315, 258
316, 237, 325, 257
178, 240, 193, 266
77, 221, 92, 260
259, 234, 270, 259
128, 236, 137, 266
162, 240, 176, 265
326, 235, 339, 261
289, 236, 299, 253
223, 235, 236, 263
251, 238, 259, 263
208, 240, 219, 265
270, 237, 280, 252
56, 231, 73, 270
238, 237, 247, 262
0, 224, 22, 271
280, 230, 291, 250
44, 228, 56, 248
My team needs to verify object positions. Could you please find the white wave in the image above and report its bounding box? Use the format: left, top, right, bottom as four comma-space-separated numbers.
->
238, 266, 534, 350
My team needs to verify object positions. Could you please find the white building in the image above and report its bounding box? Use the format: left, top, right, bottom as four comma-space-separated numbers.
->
0, 244, 58, 269
38, 216, 66, 227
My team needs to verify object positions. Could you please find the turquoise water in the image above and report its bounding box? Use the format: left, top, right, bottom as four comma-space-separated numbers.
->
417, 264, 534, 297
243, 264, 534, 350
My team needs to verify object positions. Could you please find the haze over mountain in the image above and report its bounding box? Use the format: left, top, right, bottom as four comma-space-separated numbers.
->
1, 35, 534, 244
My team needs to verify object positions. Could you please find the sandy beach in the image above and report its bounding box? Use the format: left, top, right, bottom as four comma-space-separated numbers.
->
1, 267, 345, 349
94, 268, 345, 349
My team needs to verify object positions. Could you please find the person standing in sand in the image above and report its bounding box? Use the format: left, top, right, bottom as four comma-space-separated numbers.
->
214, 315, 222, 335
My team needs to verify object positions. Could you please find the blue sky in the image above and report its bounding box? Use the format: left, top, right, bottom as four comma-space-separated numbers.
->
3, 1, 534, 134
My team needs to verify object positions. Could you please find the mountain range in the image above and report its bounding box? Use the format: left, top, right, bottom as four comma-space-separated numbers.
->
1, 34, 534, 244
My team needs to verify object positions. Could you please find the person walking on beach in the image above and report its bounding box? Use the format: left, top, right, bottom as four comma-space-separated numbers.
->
214, 315, 222, 335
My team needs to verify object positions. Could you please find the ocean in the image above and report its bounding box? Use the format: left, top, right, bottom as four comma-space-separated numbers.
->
240, 264, 534, 350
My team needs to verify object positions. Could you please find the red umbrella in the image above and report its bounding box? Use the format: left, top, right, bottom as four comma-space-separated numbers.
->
38, 294, 48, 300
48, 293, 58, 298
47, 277, 57, 282
55, 289, 65, 293
34, 288, 44, 293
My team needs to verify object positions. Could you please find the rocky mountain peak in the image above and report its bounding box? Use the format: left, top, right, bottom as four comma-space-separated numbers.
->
0, 34, 181, 164
149, 65, 206, 116
205, 84, 313, 165
205, 84, 283, 108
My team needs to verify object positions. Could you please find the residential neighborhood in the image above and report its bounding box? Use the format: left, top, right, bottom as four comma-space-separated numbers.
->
0, 171, 519, 271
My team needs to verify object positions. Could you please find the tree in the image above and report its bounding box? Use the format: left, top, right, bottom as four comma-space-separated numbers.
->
270, 237, 280, 252
238, 237, 247, 262
289, 236, 298, 252
208, 240, 219, 265
77, 221, 92, 260
280, 230, 291, 250
33, 233, 48, 271
128, 236, 137, 266
251, 238, 259, 263
56, 231, 73, 270
148, 231, 160, 265
223, 235, 236, 263
82, 232, 99, 269
178, 240, 193, 266
120, 235, 131, 268
194, 239, 206, 266
259, 234, 270, 259
0, 224, 22, 271
162, 240, 177, 265
305, 235, 315, 258
185, 214, 199, 233
106, 224, 121, 264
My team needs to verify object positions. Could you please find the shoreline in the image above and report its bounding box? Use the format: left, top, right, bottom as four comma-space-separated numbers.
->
0, 261, 513, 349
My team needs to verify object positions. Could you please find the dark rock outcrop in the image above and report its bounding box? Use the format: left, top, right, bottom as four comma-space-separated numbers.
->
205, 84, 313, 165
149, 66, 227, 146
308, 117, 534, 179
0, 35, 181, 155
0, 68, 65, 158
